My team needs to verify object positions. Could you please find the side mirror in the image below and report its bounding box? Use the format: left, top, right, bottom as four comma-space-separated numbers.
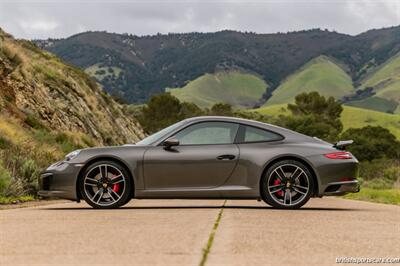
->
163, 138, 179, 150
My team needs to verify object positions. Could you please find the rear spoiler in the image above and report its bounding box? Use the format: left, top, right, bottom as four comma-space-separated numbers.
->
333, 140, 353, 150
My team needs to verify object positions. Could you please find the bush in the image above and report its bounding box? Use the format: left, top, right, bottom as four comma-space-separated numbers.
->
358, 159, 400, 189
0, 145, 42, 197
81, 135, 95, 147
25, 115, 47, 130
363, 178, 394, 190
383, 167, 400, 183
0, 135, 11, 149
55, 132, 83, 153
341, 126, 400, 161
0, 162, 11, 195
210, 103, 233, 116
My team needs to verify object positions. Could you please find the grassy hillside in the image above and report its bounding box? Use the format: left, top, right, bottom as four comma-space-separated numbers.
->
253, 104, 400, 139
346, 97, 398, 114
0, 29, 144, 145
0, 28, 144, 198
168, 71, 267, 108
348, 53, 400, 113
264, 56, 354, 106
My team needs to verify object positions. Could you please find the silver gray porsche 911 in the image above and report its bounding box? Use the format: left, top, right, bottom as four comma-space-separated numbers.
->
38, 116, 360, 209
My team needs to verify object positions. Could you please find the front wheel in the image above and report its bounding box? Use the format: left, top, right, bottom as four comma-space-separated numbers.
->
261, 160, 314, 209
80, 161, 132, 209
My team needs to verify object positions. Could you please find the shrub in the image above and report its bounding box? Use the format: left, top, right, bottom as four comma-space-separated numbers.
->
0, 135, 11, 149
81, 135, 95, 147
25, 115, 47, 130
210, 103, 233, 116
341, 126, 400, 161
0, 161, 11, 195
363, 178, 394, 190
383, 167, 400, 183
55, 132, 83, 153
358, 159, 400, 189
2, 45, 22, 67
0, 145, 43, 196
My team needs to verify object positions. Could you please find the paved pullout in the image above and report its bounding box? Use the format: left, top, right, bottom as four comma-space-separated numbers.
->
208, 198, 400, 266
0, 198, 399, 266
0, 200, 224, 266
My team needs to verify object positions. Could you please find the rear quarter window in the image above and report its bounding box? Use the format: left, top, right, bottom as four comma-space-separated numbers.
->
241, 125, 283, 143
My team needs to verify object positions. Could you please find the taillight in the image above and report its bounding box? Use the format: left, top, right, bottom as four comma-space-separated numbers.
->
324, 151, 353, 159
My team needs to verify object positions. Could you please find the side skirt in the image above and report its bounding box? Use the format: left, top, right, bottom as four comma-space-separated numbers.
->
135, 185, 258, 199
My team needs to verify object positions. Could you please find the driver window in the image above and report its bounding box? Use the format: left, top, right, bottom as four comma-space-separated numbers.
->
174, 122, 239, 145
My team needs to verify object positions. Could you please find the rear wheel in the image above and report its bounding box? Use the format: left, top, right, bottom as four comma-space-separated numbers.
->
80, 161, 132, 209
261, 160, 314, 209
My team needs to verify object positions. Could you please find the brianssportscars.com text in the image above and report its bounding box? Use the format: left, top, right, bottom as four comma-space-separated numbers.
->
336, 257, 400, 264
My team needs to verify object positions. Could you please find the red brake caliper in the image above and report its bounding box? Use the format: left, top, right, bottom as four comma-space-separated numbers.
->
111, 175, 120, 193
274, 178, 283, 196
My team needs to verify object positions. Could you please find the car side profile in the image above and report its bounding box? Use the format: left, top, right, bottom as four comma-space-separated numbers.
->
38, 116, 360, 209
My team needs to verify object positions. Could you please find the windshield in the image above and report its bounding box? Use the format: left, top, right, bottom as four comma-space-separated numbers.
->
136, 120, 185, 146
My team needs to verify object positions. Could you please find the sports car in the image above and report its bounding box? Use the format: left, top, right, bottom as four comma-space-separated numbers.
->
38, 116, 360, 209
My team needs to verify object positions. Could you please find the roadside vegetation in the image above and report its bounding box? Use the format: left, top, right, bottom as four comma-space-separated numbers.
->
0, 114, 94, 203
344, 189, 400, 205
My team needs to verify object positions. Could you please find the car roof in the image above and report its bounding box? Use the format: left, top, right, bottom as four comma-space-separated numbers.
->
185, 115, 267, 125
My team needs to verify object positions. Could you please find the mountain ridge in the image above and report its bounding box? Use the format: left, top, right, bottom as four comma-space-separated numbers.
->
33, 26, 400, 110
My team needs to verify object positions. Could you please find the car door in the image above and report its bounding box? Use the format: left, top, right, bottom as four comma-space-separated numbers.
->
143, 121, 240, 189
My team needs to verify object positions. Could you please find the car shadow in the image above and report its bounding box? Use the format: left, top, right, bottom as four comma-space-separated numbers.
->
42, 205, 359, 211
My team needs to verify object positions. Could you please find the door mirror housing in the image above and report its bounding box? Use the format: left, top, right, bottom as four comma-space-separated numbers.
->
163, 138, 179, 150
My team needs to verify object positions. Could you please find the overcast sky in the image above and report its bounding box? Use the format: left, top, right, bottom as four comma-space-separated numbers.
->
0, 0, 399, 39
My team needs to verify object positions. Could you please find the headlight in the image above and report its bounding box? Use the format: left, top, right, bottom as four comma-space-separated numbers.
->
65, 149, 81, 161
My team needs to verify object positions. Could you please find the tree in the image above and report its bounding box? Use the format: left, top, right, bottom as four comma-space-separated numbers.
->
341, 126, 400, 161
180, 102, 204, 118
287, 91, 343, 120
138, 93, 183, 134
281, 92, 343, 142
138, 93, 205, 134
210, 103, 233, 116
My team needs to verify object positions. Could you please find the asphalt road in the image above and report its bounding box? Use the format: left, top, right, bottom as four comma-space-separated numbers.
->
0, 198, 399, 266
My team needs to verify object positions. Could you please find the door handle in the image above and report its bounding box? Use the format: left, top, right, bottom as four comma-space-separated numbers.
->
216, 154, 236, 160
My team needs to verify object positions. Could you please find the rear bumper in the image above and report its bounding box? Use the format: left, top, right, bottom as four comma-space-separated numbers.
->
321, 180, 360, 196
38, 161, 82, 201
306, 154, 359, 196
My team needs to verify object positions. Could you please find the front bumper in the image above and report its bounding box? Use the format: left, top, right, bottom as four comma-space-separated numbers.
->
38, 161, 83, 201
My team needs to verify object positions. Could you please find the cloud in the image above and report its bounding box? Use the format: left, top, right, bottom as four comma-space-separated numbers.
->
0, 0, 398, 39
19, 20, 59, 32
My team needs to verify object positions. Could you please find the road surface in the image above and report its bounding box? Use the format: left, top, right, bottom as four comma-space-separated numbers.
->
0, 198, 399, 266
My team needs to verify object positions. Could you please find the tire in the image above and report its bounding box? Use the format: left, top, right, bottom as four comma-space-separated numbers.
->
261, 160, 314, 209
79, 160, 132, 209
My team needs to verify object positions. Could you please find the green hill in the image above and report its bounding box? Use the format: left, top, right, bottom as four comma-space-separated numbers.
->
264, 56, 354, 106
253, 104, 400, 139
348, 53, 400, 113
168, 71, 267, 108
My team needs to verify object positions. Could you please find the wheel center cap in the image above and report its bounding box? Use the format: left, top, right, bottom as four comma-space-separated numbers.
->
102, 183, 108, 188
286, 182, 291, 188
